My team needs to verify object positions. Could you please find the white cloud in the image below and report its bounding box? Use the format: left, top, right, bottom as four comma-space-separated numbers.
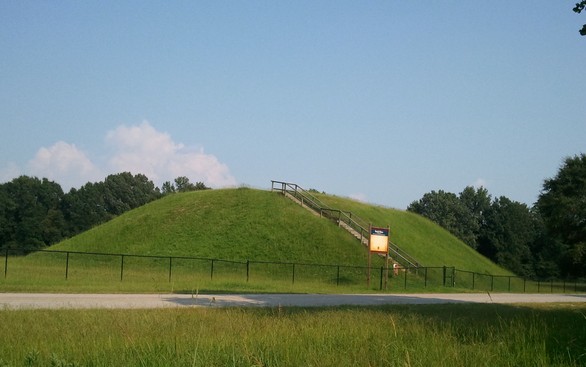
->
106, 121, 237, 187
473, 178, 488, 189
7, 121, 237, 190
27, 141, 102, 190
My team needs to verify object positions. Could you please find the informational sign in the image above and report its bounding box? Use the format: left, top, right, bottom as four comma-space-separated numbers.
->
369, 226, 389, 253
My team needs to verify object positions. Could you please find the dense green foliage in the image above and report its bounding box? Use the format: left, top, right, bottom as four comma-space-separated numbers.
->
0, 173, 212, 253
537, 154, 586, 277
407, 188, 483, 249
0, 176, 65, 252
409, 153, 586, 279
0, 304, 584, 366
408, 187, 540, 277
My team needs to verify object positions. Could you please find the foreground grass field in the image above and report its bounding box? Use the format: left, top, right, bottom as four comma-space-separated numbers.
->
0, 303, 584, 366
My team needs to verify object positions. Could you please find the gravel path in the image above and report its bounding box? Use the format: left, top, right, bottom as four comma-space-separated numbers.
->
1, 293, 585, 310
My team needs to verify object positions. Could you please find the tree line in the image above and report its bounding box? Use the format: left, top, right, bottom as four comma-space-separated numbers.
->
408, 154, 586, 280
0, 172, 209, 254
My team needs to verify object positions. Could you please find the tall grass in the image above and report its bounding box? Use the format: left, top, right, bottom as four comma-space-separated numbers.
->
0, 303, 584, 366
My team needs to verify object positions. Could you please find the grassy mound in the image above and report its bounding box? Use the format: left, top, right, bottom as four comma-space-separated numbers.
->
54, 188, 370, 266
2, 187, 513, 293
52, 187, 506, 274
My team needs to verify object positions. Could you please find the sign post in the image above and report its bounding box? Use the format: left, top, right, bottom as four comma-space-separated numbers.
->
368, 225, 390, 288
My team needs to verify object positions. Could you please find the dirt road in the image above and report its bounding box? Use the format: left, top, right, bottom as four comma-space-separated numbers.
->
1, 292, 585, 310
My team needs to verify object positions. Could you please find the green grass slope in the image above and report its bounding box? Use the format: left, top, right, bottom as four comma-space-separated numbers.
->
54, 188, 368, 266
53, 187, 508, 275
315, 193, 511, 275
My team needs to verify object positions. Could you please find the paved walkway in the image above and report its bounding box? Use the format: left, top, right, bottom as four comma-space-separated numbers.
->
1, 293, 585, 310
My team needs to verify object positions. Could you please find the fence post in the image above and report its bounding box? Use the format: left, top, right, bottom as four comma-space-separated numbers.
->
379, 267, 383, 290
490, 275, 494, 292
472, 272, 475, 290
452, 267, 455, 287
210, 259, 215, 280
523, 278, 526, 293
404, 267, 408, 289
4, 248, 8, 278
292, 263, 295, 285
65, 252, 70, 280
120, 255, 125, 281
246, 260, 250, 282
508, 276, 511, 292
336, 265, 340, 286
424, 267, 428, 287
442, 266, 446, 286
168, 257, 172, 283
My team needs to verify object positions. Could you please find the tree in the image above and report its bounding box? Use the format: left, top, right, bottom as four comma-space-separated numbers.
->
173, 177, 211, 192
103, 172, 160, 215
409, 186, 547, 277
536, 154, 586, 277
574, 1, 586, 36
0, 176, 65, 252
174, 176, 195, 192
0, 184, 16, 249
459, 186, 491, 248
476, 197, 536, 277
61, 181, 110, 235
194, 181, 211, 191
408, 190, 478, 248
161, 181, 175, 195
62, 173, 161, 235
529, 211, 564, 279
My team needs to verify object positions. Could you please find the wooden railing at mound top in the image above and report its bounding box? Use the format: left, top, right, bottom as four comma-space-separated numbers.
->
271, 180, 421, 269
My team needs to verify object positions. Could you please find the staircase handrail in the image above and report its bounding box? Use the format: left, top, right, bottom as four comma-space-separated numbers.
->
389, 242, 420, 268
271, 180, 422, 268
271, 180, 333, 213
319, 208, 369, 241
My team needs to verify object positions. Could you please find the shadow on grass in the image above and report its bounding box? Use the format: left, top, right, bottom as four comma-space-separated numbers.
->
162, 293, 471, 308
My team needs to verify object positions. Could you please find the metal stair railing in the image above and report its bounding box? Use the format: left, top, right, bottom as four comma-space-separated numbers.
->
271, 180, 421, 268
271, 180, 333, 214
389, 242, 420, 268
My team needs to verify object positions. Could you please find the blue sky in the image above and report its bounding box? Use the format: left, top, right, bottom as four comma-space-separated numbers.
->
1, 1, 585, 209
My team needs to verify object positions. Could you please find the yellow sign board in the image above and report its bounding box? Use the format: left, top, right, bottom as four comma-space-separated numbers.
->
369, 227, 389, 253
